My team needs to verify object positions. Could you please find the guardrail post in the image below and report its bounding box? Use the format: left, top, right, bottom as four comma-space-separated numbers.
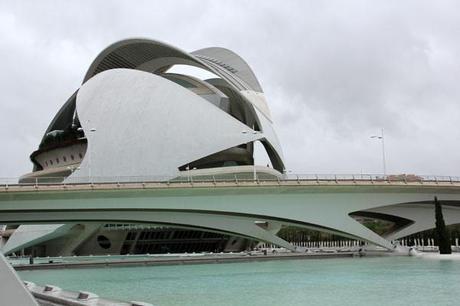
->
234, 174, 238, 185
334, 175, 338, 184
450, 176, 453, 184
315, 174, 319, 184
352, 175, 356, 184
212, 175, 216, 186
296, 175, 300, 184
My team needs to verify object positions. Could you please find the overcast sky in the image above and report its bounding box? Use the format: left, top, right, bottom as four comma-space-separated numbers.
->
1, 0, 459, 178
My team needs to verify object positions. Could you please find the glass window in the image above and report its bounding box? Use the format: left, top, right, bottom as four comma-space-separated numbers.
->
71, 154, 74, 160
56, 158, 59, 164
63, 156, 67, 162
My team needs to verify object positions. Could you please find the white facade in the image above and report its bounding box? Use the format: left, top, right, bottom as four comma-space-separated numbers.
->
21, 38, 285, 183
70, 68, 265, 181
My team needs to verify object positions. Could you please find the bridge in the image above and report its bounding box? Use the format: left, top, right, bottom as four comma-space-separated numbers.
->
2, 174, 460, 306
2, 174, 460, 252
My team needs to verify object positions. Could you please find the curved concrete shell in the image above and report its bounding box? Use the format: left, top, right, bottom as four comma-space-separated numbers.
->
21, 38, 285, 182
69, 68, 264, 181
191, 47, 264, 93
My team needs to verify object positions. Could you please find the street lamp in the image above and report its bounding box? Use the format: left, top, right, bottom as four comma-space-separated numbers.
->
88, 127, 96, 182
370, 128, 387, 178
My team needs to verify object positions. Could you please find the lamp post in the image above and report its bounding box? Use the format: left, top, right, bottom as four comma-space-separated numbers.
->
370, 128, 387, 178
88, 127, 96, 182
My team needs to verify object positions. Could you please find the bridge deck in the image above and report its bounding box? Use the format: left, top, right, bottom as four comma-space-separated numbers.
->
2, 179, 460, 193
2, 177, 460, 254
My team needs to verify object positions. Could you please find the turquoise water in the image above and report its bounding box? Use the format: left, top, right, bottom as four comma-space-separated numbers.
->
18, 256, 460, 306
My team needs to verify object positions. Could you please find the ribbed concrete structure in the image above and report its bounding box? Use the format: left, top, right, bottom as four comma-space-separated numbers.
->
21, 38, 284, 183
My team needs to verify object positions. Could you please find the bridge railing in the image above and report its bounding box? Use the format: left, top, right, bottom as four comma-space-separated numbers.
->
1, 174, 460, 188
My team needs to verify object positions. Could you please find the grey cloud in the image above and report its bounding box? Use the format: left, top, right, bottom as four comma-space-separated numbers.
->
1, 0, 459, 178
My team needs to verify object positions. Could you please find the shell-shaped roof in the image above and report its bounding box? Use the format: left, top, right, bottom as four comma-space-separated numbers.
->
191, 47, 263, 93
83, 38, 263, 93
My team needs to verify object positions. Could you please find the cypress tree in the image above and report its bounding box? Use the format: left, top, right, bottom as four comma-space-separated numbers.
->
434, 196, 452, 254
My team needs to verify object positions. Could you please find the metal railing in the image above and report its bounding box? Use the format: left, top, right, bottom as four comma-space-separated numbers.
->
1, 174, 460, 189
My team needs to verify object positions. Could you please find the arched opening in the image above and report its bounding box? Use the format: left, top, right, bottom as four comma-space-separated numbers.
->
165, 64, 220, 81
253, 140, 272, 168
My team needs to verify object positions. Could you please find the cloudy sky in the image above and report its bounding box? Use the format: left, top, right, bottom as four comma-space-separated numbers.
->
1, 0, 459, 178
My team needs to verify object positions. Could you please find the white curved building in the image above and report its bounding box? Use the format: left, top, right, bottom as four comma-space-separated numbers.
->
7, 38, 286, 256
20, 38, 285, 184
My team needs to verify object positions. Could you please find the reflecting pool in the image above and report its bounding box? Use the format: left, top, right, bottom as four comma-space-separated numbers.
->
18, 256, 460, 306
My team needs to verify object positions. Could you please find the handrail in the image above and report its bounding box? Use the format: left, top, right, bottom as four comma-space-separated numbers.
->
1, 173, 460, 188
